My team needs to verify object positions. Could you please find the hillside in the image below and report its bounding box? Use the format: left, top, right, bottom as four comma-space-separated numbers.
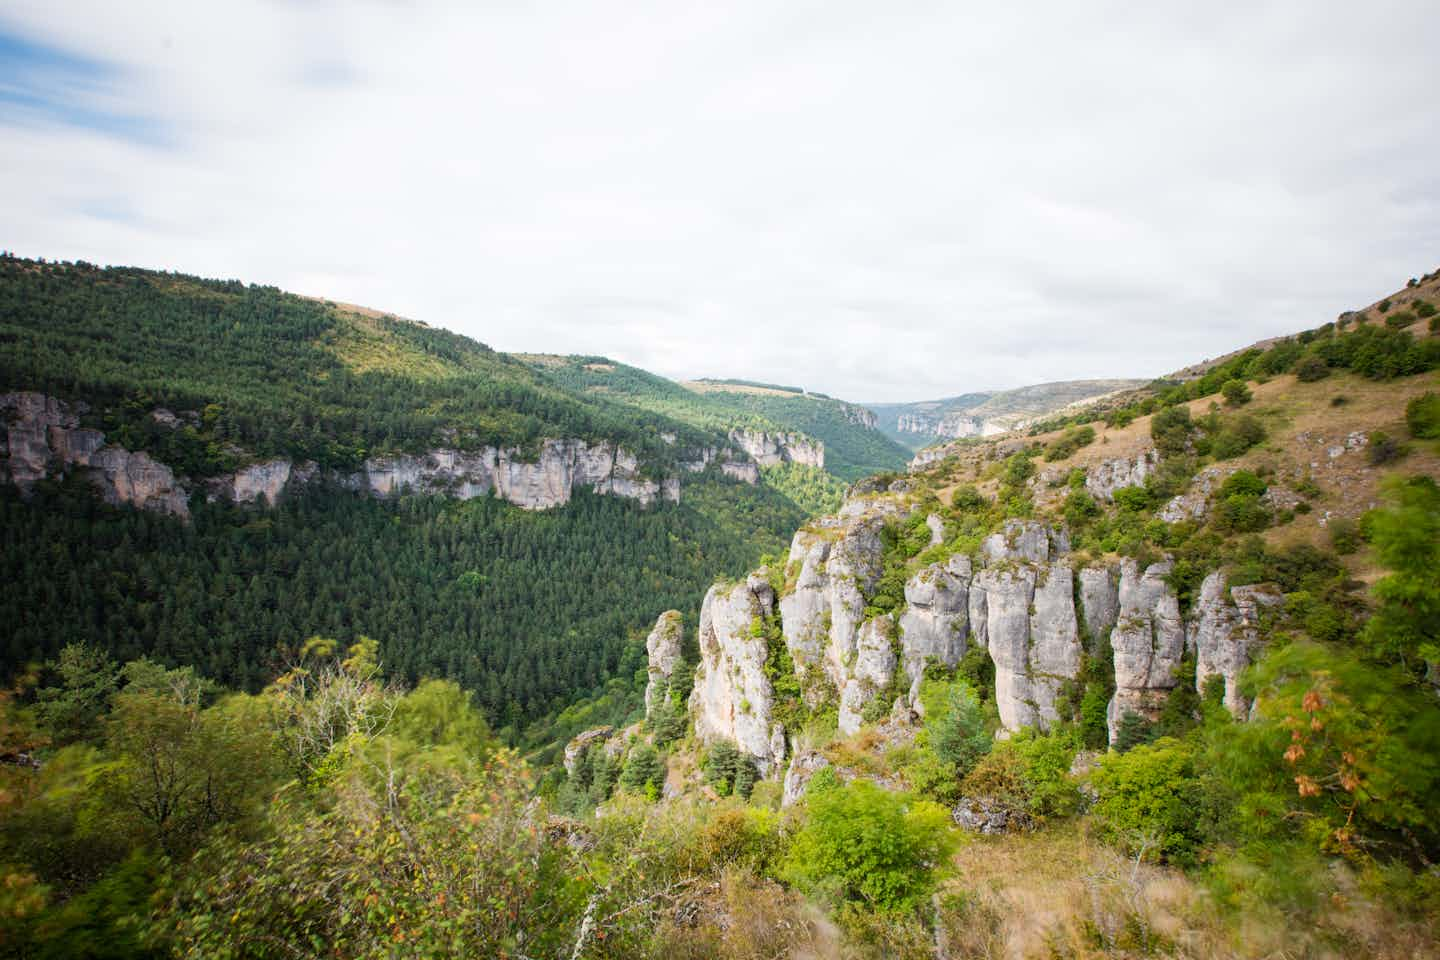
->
0, 255, 813, 731
867, 378, 1147, 449
518, 355, 910, 483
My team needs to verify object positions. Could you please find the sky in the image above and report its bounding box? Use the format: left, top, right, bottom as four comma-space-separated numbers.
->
2, 2, 1438, 402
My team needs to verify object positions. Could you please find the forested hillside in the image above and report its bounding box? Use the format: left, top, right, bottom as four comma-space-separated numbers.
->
0, 256, 808, 741
522, 355, 910, 482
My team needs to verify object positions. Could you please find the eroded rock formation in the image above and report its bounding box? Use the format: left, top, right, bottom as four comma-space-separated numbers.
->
644, 611, 685, 719
1188, 572, 1282, 717
727, 429, 824, 470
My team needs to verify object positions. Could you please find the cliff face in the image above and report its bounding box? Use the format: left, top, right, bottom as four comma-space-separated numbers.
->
727, 429, 824, 470
689, 494, 1284, 775
0, 391, 765, 518
688, 572, 785, 775
1, 392, 190, 518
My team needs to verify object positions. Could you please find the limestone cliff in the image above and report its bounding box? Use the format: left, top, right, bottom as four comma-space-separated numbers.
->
727, 429, 825, 470
1, 390, 721, 518
1187, 572, 1282, 717
1, 392, 189, 518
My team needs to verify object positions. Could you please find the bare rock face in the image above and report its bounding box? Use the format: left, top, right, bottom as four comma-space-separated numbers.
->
1108, 559, 1185, 742
952, 796, 1035, 835
212, 458, 316, 505
728, 429, 825, 470
1029, 563, 1082, 718
1189, 573, 1283, 717
679, 446, 761, 484
563, 726, 615, 775
973, 565, 1041, 730
980, 518, 1069, 566
2, 392, 190, 518
838, 615, 899, 735
1158, 466, 1226, 524
782, 749, 831, 808
644, 611, 685, 719
925, 513, 946, 546
898, 555, 971, 709
355, 440, 677, 510
1078, 565, 1120, 651
1085, 449, 1159, 501
689, 572, 781, 774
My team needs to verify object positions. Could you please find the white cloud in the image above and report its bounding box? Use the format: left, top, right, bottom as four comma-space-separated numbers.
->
2, 0, 1437, 400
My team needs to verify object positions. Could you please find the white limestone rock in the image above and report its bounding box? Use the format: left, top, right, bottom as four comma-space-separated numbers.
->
838, 615, 899, 734
563, 726, 615, 775
644, 610, 685, 719
1188, 573, 1282, 717
689, 572, 781, 773
1107, 559, 1185, 743
1085, 449, 1159, 501
898, 555, 971, 709
1078, 564, 1120, 650
728, 428, 825, 470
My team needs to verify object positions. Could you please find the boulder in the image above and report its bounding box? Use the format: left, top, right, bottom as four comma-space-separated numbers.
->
644, 610, 685, 719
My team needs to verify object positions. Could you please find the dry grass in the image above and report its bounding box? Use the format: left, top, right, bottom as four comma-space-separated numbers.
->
682, 380, 807, 398
936, 822, 1440, 959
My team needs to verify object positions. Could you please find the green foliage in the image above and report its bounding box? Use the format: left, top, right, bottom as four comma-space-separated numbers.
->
1220, 379, 1252, 406
703, 740, 756, 799
907, 678, 991, 802
1208, 413, 1266, 460
1113, 711, 1156, 753
960, 729, 1080, 820
35, 644, 119, 746
1367, 430, 1408, 465
1150, 405, 1194, 457
758, 462, 846, 515
1218, 470, 1266, 499
618, 742, 665, 797
1385, 309, 1417, 330
1042, 425, 1096, 462
1, 478, 797, 735
1406, 392, 1440, 440
784, 780, 955, 913
1361, 477, 1440, 668
1294, 355, 1330, 381
1092, 737, 1204, 864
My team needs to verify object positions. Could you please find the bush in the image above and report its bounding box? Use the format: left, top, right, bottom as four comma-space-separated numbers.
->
1294, 355, 1330, 382
1367, 431, 1407, 466
1092, 738, 1203, 864
784, 780, 955, 913
1043, 425, 1096, 462
1385, 310, 1418, 330
1415, 299, 1437, 318
1218, 469, 1266, 499
1210, 414, 1266, 460
1406, 392, 1440, 440
1150, 406, 1194, 457
1221, 379, 1252, 406
961, 730, 1079, 820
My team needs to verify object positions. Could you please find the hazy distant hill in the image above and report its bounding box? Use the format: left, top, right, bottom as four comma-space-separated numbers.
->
867, 378, 1148, 449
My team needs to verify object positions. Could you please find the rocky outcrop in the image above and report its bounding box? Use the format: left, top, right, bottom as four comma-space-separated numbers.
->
563, 726, 615, 775
897, 555, 971, 710
952, 796, 1035, 835
1158, 466, 1225, 524
781, 749, 830, 808
841, 404, 878, 430
1188, 573, 1282, 716
727, 429, 824, 470
679, 446, 761, 484
838, 615, 899, 734
1107, 559, 1185, 742
351, 440, 678, 510
2, 391, 701, 517
689, 572, 783, 774
644, 611, 684, 719
2, 392, 189, 518
1084, 449, 1159, 501
1078, 565, 1120, 650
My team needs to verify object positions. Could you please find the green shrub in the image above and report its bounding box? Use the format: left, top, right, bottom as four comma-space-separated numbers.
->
961, 730, 1079, 820
1113, 711, 1155, 753
1092, 737, 1203, 864
1415, 299, 1437, 318
1294, 355, 1330, 382
1221, 379, 1252, 406
1385, 310, 1417, 330
1367, 431, 1407, 466
784, 780, 955, 913
1218, 469, 1266, 499
1406, 392, 1440, 440
1210, 414, 1266, 460
1150, 406, 1194, 457
1043, 425, 1097, 462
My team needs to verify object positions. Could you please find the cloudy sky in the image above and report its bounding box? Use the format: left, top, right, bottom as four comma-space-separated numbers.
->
2, 2, 1437, 401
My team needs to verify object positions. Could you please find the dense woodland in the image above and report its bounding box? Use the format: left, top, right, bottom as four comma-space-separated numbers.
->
0, 474, 799, 742
0, 256, 723, 473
